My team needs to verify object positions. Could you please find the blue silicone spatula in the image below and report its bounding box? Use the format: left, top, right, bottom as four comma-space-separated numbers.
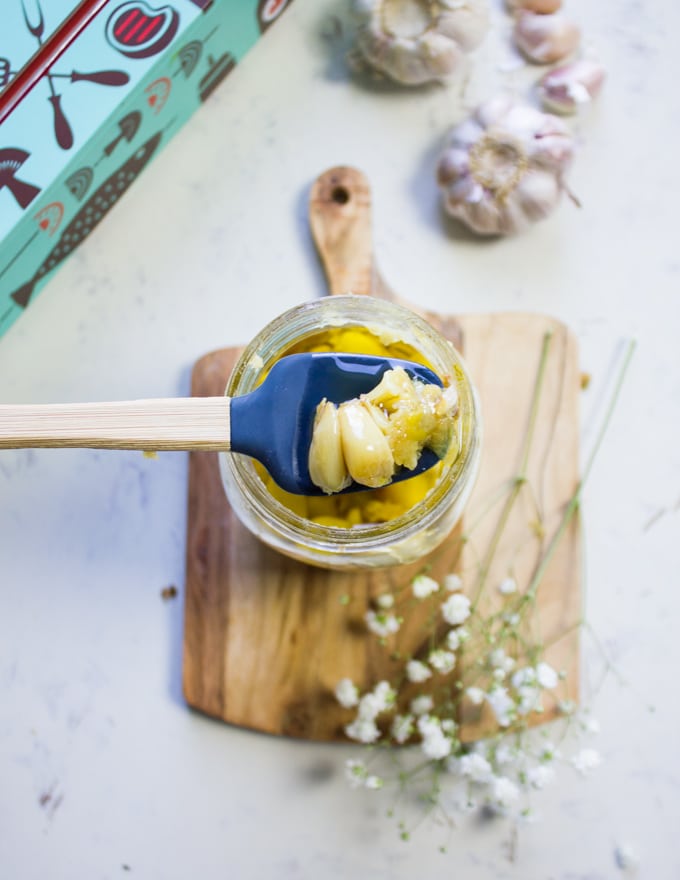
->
0, 353, 443, 495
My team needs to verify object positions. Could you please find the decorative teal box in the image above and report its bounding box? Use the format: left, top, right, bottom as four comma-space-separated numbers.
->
0, 0, 292, 338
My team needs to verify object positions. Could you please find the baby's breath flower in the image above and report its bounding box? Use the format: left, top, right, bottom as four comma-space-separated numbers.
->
491, 776, 520, 810
345, 717, 380, 744
582, 717, 601, 735
538, 742, 560, 762
358, 681, 396, 719
486, 686, 515, 727
441, 593, 471, 626
412, 574, 440, 599
365, 775, 384, 790
335, 677, 359, 709
498, 577, 517, 595
410, 695, 434, 716
365, 609, 400, 638
417, 715, 452, 760
376, 593, 395, 609
428, 649, 457, 675
503, 612, 521, 627
494, 743, 515, 766
511, 667, 536, 689
345, 759, 368, 788
571, 748, 601, 776
536, 662, 559, 689
406, 659, 432, 683
456, 627, 470, 644
516, 684, 542, 716
441, 718, 457, 734
558, 699, 576, 715
357, 692, 383, 721
460, 753, 494, 783
490, 649, 515, 675
466, 686, 485, 705
444, 573, 463, 592
445, 629, 462, 650
527, 764, 555, 789
391, 713, 415, 744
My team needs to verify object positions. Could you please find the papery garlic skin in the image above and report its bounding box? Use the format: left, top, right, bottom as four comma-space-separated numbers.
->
537, 59, 606, 114
436, 94, 575, 235
506, 0, 561, 12
353, 0, 489, 85
513, 10, 580, 65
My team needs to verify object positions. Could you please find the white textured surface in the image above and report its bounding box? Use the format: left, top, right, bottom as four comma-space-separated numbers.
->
0, 0, 678, 877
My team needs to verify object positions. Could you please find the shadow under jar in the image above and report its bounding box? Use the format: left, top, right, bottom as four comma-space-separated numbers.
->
220, 295, 481, 570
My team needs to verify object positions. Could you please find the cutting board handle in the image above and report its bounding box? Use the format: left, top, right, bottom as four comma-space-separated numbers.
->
309, 166, 375, 297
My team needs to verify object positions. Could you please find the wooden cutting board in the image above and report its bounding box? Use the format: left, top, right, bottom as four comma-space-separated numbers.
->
182, 167, 581, 741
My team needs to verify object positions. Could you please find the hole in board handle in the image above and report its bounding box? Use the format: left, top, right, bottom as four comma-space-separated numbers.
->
331, 186, 350, 205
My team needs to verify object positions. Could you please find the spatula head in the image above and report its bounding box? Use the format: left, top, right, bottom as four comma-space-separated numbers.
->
230, 353, 444, 495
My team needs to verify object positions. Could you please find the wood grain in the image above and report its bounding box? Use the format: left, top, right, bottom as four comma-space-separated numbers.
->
182, 167, 581, 741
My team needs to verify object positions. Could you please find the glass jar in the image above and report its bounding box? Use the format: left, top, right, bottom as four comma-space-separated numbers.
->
220, 295, 481, 570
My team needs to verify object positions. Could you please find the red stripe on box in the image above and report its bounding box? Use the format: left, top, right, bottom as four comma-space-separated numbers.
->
137, 15, 163, 43
0, 0, 112, 124
124, 13, 149, 42
114, 8, 139, 36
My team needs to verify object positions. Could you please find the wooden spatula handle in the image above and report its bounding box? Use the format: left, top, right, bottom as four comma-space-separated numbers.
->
309, 166, 375, 297
0, 397, 231, 451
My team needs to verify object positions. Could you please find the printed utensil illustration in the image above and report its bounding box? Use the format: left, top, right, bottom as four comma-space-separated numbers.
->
0, 353, 443, 495
21, 0, 73, 149
11, 131, 161, 308
0, 58, 129, 87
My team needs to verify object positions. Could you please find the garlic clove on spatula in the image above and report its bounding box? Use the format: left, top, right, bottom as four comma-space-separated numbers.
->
537, 59, 606, 114
352, 0, 490, 85
436, 94, 575, 235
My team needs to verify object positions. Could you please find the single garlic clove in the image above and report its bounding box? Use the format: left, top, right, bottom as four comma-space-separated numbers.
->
436, 147, 471, 185
338, 400, 395, 488
308, 399, 351, 495
537, 59, 606, 114
437, 5, 490, 52
363, 366, 418, 410
415, 31, 464, 81
513, 11, 580, 65
515, 170, 560, 222
506, 0, 562, 13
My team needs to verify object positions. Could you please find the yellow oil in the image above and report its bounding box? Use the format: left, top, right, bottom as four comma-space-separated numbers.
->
258, 325, 444, 526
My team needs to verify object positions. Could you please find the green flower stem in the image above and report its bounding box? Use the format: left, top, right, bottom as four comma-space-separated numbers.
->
524, 339, 636, 604
470, 331, 554, 611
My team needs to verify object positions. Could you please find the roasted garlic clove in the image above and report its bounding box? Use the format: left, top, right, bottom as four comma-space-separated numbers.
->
513, 10, 580, 65
338, 400, 396, 488
364, 366, 419, 410
353, 0, 489, 85
537, 59, 606, 114
308, 399, 351, 495
436, 94, 575, 235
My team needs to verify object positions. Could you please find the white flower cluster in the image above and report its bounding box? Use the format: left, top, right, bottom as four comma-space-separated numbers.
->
335, 570, 602, 832
341, 680, 396, 744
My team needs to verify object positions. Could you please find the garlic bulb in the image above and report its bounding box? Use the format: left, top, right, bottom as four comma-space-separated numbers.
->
537, 59, 606, 114
353, 0, 489, 85
513, 10, 580, 64
436, 94, 575, 235
506, 0, 562, 12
